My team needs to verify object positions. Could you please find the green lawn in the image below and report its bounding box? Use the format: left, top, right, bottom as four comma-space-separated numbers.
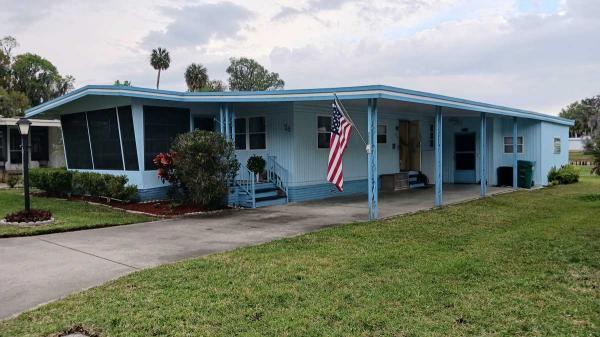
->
570, 151, 594, 162
0, 189, 152, 238
1, 179, 599, 336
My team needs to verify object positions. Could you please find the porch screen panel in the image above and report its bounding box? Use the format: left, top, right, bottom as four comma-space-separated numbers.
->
144, 106, 190, 170
234, 118, 246, 150
31, 127, 49, 161
87, 108, 124, 170
0, 126, 6, 162
9, 128, 21, 164
61, 112, 93, 169
117, 106, 139, 170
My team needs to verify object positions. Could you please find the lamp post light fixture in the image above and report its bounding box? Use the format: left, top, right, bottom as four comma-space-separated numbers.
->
16, 117, 32, 212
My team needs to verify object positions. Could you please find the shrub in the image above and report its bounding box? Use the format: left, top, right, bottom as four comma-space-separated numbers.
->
105, 175, 139, 202
591, 137, 600, 176
247, 155, 266, 176
72, 172, 107, 197
154, 152, 176, 183
61, 171, 136, 201
167, 130, 239, 209
30, 168, 72, 196
27, 168, 138, 201
548, 165, 579, 185
4, 209, 52, 223
6, 174, 20, 188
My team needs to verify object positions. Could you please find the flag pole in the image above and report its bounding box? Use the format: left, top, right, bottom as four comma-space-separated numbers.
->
334, 93, 368, 148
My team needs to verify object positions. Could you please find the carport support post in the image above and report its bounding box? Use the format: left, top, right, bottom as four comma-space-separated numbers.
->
512, 117, 518, 189
219, 104, 225, 134
367, 98, 378, 220
224, 104, 230, 140
480, 112, 487, 197
231, 108, 236, 142
434, 106, 443, 207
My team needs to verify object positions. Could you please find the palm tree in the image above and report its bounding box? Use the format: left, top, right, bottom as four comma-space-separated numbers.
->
184, 63, 209, 92
150, 47, 170, 89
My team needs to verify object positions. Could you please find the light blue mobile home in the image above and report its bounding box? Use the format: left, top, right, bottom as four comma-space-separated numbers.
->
25, 85, 572, 219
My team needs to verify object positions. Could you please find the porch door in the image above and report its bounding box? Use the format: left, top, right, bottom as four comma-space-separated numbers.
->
454, 132, 476, 183
399, 120, 421, 171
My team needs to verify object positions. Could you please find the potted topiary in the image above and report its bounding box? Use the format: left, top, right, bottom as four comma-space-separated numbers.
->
247, 155, 266, 182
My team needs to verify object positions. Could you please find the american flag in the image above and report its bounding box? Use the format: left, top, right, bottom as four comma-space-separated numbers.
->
327, 99, 352, 191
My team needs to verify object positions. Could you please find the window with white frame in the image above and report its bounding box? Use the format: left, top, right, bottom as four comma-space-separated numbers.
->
317, 116, 331, 148
504, 136, 524, 154
553, 137, 561, 154
235, 117, 266, 150
377, 125, 387, 144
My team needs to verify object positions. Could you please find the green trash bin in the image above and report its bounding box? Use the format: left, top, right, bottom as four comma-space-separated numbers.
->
517, 160, 535, 188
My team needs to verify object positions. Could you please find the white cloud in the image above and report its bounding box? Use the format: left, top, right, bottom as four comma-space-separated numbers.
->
0, 0, 597, 114
142, 2, 255, 49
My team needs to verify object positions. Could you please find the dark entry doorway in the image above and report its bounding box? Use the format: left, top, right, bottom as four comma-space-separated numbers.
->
454, 132, 476, 183
193, 117, 215, 131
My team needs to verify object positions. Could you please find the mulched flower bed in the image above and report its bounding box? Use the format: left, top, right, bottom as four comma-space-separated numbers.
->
31, 192, 224, 217
106, 200, 209, 216
5, 209, 52, 223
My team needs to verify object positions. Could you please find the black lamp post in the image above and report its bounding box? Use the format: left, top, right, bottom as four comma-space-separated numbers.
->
17, 117, 32, 212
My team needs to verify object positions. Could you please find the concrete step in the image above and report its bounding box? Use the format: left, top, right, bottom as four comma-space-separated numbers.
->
241, 196, 287, 208
255, 189, 279, 199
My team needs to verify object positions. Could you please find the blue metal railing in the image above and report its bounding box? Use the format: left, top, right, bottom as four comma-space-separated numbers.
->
266, 155, 289, 202
235, 164, 256, 208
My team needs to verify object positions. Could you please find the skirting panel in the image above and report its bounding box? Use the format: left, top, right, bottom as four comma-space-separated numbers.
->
138, 186, 169, 201
288, 179, 368, 202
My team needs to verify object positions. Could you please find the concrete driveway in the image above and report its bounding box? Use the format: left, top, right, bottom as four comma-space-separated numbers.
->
0, 185, 512, 320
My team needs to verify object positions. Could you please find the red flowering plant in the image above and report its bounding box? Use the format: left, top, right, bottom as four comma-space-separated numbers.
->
153, 152, 177, 183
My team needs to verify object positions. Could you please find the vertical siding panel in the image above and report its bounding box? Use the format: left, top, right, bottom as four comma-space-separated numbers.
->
539, 121, 569, 185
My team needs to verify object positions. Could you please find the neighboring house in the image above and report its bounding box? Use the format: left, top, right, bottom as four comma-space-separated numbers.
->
25, 85, 572, 215
0, 117, 65, 181
568, 136, 591, 152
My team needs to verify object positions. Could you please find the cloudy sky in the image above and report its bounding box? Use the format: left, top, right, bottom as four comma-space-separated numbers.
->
1, 0, 598, 115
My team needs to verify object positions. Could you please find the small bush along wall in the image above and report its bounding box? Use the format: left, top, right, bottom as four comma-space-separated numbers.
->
30, 168, 72, 195
548, 165, 579, 185
6, 173, 20, 188
30, 168, 138, 202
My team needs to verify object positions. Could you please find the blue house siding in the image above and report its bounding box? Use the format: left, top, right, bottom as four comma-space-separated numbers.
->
489, 118, 543, 186
289, 100, 437, 187
232, 102, 294, 175
540, 121, 569, 185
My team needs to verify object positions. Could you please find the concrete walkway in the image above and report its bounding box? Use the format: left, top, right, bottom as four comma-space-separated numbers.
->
0, 185, 512, 320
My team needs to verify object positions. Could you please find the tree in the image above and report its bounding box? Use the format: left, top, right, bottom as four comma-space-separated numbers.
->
184, 63, 209, 92
226, 57, 284, 91
203, 80, 226, 92
150, 47, 170, 90
0, 36, 18, 88
0, 87, 29, 117
0, 50, 9, 88
559, 95, 600, 138
11, 53, 74, 106
114, 80, 132, 86
0, 36, 18, 61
